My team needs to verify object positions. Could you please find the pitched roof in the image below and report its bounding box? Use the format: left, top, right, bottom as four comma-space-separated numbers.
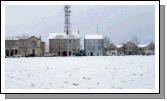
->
138, 44, 149, 47
5, 35, 41, 40
85, 35, 103, 39
5, 35, 31, 40
49, 33, 80, 39
115, 44, 123, 48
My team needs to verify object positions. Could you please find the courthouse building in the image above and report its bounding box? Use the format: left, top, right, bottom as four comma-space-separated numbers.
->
5, 35, 45, 57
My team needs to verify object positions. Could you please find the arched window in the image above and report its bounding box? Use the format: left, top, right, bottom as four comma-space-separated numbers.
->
32, 41, 36, 48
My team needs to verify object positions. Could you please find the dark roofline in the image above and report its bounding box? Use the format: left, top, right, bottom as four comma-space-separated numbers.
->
27, 36, 41, 40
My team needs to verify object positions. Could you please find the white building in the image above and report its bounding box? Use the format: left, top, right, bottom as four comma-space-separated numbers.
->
49, 32, 80, 56
84, 35, 104, 56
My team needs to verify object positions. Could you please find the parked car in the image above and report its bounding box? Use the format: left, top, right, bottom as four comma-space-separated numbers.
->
13, 54, 22, 58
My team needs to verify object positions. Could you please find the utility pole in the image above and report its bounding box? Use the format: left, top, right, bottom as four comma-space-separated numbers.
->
97, 24, 99, 34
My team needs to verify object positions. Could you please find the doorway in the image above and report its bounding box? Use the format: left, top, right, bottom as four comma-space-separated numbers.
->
63, 51, 67, 56
32, 49, 35, 56
69, 51, 71, 56
90, 52, 93, 56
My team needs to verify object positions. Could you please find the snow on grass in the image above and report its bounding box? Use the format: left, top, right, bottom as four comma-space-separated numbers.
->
5, 56, 155, 89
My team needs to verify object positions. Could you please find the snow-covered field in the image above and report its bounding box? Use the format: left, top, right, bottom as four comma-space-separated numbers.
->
5, 56, 155, 89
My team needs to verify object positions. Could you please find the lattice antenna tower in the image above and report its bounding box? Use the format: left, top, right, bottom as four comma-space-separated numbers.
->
64, 5, 71, 35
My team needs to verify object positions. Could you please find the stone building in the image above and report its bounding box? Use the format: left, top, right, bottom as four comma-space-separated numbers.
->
122, 41, 138, 55
105, 42, 155, 56
115, 44, 124, 55
138, 44, 148, 55
106, 44, 124, 56
5, 36, 45, 57
106, 43, 117, 56
138, 43, 155, 55
49, 33, 80, 56
84, 35, 104, 56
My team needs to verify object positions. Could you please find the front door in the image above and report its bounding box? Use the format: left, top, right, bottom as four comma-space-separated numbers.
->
63, 51, 67, 56
69, 51, 71, 56
32, 49, 35, 56
91, 52, 93, 56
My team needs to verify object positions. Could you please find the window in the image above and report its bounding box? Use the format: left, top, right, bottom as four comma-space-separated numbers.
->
10, 50, 14, 56
87, 46, 90, 50
15, 50, 18, 54
150, 47, 153, 50
98, 46, 101, 50
32, 41, 36, 48
6, 50, 9, 56
92, 46, 95, 50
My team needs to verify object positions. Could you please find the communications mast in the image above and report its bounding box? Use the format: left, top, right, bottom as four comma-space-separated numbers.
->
64, 5, 71, 35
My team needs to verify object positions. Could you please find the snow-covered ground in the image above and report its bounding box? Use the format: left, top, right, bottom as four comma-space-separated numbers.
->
5, 56, 155, 89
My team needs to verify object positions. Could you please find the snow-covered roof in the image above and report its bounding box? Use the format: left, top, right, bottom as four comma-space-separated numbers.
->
5, 36, 19, 40
115, 44, 123, 48
49, 33, 80, 39
138, 44, 148, 47
5, 35, 32, 40
85, 35, 103, 39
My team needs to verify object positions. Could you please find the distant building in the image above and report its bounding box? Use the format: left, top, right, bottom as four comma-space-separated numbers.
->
115, 44, 124, 55
122, 41, 138, 55
106, 43, 117, 56
106, 44, 125, 56
138, 44, 148, 55
84, 35, 104, 56
105, 42, 155, 56
49, 33, 80, 56
138, 43, 155, 55
5, 35, 45, 57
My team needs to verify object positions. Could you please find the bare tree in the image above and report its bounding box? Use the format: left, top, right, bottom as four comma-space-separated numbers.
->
22, 40, 28, 57
150, 40, 155, 44
131, 35, 140, 54
131, 35, 140, 45
121, 42, 126, 55
103, 36, 111, 55
103, 36, 110, 48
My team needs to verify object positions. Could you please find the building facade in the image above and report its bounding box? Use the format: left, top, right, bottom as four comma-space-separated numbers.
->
122, 41, 138, 55
105, 42, 155, 56
106, 43, 117, 56
49, 33, 80, 56
138, 43, 155, 55
5, 36, 45, 57
84, 35, 104, 56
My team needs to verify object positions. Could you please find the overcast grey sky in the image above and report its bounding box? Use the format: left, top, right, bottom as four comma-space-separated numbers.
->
5, 5, 155, 45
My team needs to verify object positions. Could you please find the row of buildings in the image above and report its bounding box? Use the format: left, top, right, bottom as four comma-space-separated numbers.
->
5, 34, 155, 57
105, 41, 155, 56
5, 6, 155, 57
